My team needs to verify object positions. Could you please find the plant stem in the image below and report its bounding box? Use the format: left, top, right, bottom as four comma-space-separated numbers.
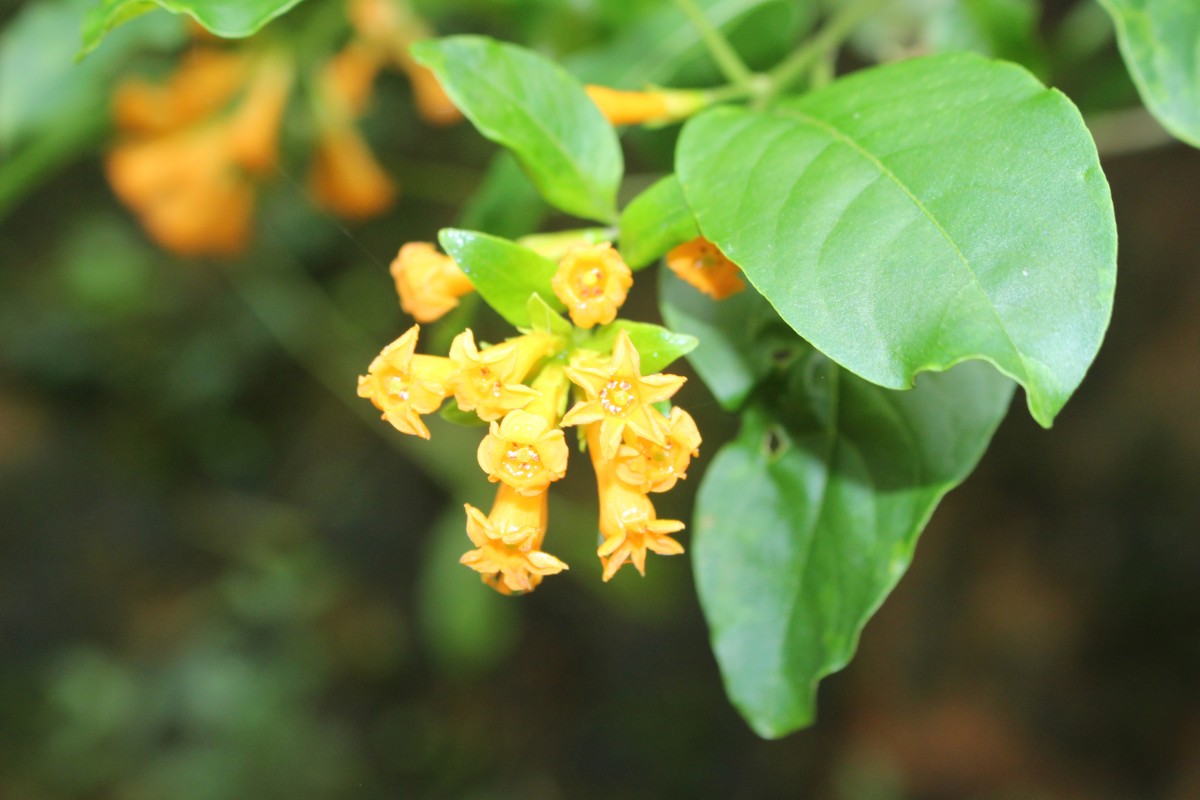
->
671, 0, 755, 88
767, 0, 883, 100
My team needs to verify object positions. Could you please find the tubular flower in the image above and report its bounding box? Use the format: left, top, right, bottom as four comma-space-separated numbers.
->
357, 325, 455, 439
106, 128, 255, 256
460, 486, 566, 594
348, 0, 463, 126
308, 122, 397, 219
478, 408, 569, 495
561, 330, 686, 461
112, 48, 248, 135
551, 243, 633, 329
614, 406, 702, 493
590, 425, 685, 581
585, 85, 707, 126
448, 330, 554, 422
665, 237, 746, 300
390, 242, 475, 322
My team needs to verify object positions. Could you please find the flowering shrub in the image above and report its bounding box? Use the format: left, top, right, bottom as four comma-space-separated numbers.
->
59, 0, 1200, 740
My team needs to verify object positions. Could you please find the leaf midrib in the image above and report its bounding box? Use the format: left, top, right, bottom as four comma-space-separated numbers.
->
773, 107, 1032, 387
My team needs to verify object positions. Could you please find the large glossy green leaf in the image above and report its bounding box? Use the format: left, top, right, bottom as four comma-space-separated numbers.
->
1099, 0, 1200, 147
678, 52, 1116, 428
438, 229, 564, 328
80, 0, 306, 55
658, 269, 797, 411
413, 36, 623, 223
695, 348, 1014, 738
618, 176, 699, 270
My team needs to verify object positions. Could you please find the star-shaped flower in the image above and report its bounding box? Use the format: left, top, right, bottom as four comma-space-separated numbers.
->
614, 406, 701, 493
460, 486, 566, 594
561, 330, 686, 461
448, 329, 552, 422
551, 242, 633, 328
477, 408, 569, 495
356, 325, 455, 439
595, 473, 685, 581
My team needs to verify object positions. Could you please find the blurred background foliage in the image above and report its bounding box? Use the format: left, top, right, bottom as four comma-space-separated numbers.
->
1, 0, 1199, 797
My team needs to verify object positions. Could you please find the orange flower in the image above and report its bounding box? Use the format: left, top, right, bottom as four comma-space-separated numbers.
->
477, 408, 569, 495
307, 122, 396, 219
357, 325, 456, 439
320, 41, 384, 119
551, 243, 633, 329
106, 50, 293, 256
589, 425, 685, 581
461, 485, 566, 594
113, 48, 248, 135
561, 330, 686, 462
614, 406, 701, 493
665, 237, 745, 300
402, 63, 462, 127
225, 54, 293, 174
448, 330, 554, 422
347, 0, 462, 126
389, 242, 474, 323
106, 127, 254, 257
585, 85, 708, 126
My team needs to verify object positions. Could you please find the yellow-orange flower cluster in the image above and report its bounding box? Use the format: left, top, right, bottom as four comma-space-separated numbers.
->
106, 48, 292, 256
359, 239, 702, 592
105, 0, 463, 256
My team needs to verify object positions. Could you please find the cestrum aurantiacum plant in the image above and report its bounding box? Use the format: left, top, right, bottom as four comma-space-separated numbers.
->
359, 236, 732, 593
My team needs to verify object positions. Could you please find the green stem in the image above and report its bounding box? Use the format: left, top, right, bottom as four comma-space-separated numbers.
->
671, 0, 755, 88
766, 0, 883, 100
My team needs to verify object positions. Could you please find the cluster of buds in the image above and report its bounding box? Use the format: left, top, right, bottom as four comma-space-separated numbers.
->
359, 241, 708, 593
105, 0, 459, 256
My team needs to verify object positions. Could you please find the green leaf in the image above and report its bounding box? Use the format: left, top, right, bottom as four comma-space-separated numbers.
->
438, 228, 564, 328
1, 0, 182, 150
440, 400, 488, 428
694, 348, 1014, 738
618, 176, 699, 270
678, 52, 1116, 428
457, 152, 548, 239
567, 0, 811, 89
577, 320, 697, 374
525, 293, 572, 338
1099, 0, 1200, 147
659, 268, 797, 411
80, 0, 307, 55
413, 36, 623, 223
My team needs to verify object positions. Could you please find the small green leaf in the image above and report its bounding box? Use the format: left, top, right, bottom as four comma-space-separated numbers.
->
678, 52, 1116, 428
438, 228, 564, 328
1099, 0, 1200, 147
695, 348, 1014, 738
413, 36, 623, 223
440, 400, 488, 428
80, 0, 307, 55
525, 293, 572, 338
659, 269, 797, 411
578, 320, 697, 374
618, 176, 700, 270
